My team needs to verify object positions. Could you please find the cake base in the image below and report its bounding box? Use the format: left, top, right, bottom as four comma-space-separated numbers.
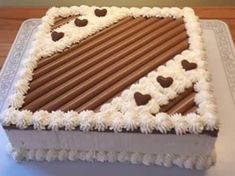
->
8, 144, 216, 170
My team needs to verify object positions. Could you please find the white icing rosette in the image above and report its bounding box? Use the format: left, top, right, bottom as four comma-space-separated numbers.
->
171, 114, 189, 135
1, 108, 18, 126
109, 111, 124, 132
9, 93, 25, 108
32, 110, 50, 130
63, 111, 79, 131
130, 152, 143, 164
139, 112, 155, 134
123, 110, 139, 131
94, 112, 110, 131
79, 110, 95, 131
186, 113, 205, 134
47, 111, 64, 131
155, 113, 173, 133
15, 110, 32, 129
15, 79, 30, 95
106, 151, 118, 162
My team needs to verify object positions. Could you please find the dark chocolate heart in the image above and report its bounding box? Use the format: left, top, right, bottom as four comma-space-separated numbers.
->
74, 18, 88, 27
181, 60, 197, 71
157, 76, 173, 88
134, 92, 151, 106
51, 31, 64, 41
94, 8, 107, 17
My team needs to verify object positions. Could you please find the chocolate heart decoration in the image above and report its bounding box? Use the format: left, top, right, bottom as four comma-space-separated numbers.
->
181, 60, 197, 71
134, 92, 151, 106
157, 76, 173, 88
51, 31, 64, 41
94, 9, 107, 17
74, 18, 88, 27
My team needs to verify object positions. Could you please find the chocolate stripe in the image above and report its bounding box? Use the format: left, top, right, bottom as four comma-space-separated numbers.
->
183, 105, 198, 115
167, 92, 196, 115
24, 20, 184, 106
159, 86, 198, 115
52, 15, 80, 30
160, 87, 194, 112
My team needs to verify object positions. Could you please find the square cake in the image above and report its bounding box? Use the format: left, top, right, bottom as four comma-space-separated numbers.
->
1, 6, 219, 169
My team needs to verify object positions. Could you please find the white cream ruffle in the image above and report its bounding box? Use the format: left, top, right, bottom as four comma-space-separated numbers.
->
8, 145, 216, 170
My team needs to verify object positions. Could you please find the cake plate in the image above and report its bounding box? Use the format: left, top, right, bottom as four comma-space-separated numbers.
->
0, 19, 235, 176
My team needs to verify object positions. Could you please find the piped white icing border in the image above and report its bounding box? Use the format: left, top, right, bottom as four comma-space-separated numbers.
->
8, 144, 216, 170
1, 6, 219, 135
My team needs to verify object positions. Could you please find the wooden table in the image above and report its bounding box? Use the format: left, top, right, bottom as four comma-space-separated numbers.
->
0, 7, 234, 68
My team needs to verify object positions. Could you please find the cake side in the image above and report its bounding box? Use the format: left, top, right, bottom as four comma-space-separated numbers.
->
1, 6, 219, 136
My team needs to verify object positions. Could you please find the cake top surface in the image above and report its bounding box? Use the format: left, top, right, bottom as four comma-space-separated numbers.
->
1, 6, 219, 135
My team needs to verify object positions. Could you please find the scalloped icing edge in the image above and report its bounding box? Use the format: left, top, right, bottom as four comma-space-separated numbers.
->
8, 144, 216, 170
1, 6, 219, 135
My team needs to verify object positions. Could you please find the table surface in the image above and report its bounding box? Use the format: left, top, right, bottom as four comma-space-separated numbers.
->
0, 7, 235, 68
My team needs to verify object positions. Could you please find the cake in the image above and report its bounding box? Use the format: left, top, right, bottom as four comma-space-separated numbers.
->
0, 6, 219, 169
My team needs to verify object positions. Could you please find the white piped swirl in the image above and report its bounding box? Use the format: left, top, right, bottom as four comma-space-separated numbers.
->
9, 145, 216, 170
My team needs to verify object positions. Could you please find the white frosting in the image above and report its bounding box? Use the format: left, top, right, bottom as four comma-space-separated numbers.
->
46, 150, 58, 161
139, 113, 155, 134
155, 113, 173, 133
106, 151, 118, 162
123, 111, 139, 131
26, 149, 36, 160
143, 153, 155, 165
117, 151, 130, 162
58, 149, 68, 161
163, 154, 175, 167
63, 111, 79, 131
18, 69, 33, 82
1, 107, 17, 126
79, 151, 92, 161
68, 150, 78, 161
130, 152, 143, 164
79, 110, 95, 131
155, 153, 164, 166
109, 112, 123, 132
35, 149, 47, 161
9, 93, 25, 108
48, 111, 64, 130
32, 110, 49, 130
8, 145, 216, 170
2, 6, 219, 135
173, 156, 187, 168
94, 112, 109, 131
15, 79, 30, 95
97, 151, 107, 162
171, 114, 189, 135
15, 110, 32, 129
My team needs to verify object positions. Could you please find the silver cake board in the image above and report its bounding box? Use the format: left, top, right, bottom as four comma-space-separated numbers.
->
0, 19, 235, 176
